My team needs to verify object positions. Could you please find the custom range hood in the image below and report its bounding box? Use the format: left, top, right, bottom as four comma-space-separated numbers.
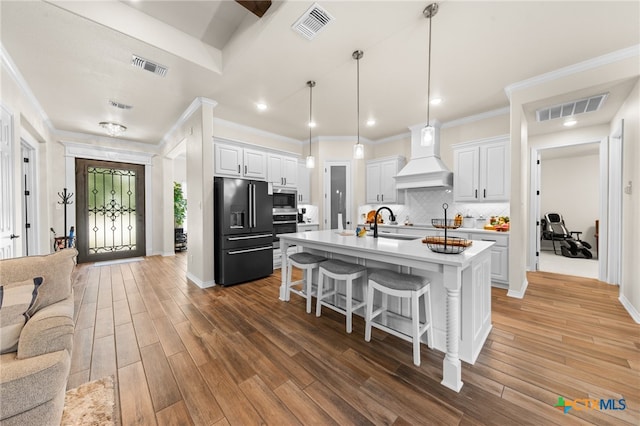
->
394, 123, 453, 189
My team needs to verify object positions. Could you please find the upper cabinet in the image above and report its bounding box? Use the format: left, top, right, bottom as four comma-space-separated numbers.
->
297, 160, 311, 204
365, 156, 405, 204
214, 143, 267, 180
453, 136, 510, 202
268, 154, 298, 188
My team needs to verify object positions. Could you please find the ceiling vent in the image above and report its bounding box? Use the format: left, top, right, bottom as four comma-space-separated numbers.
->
131, 54, 168, 77
536, 93, 608, 122
108, 100, 133, 110
292, 3, 334, 40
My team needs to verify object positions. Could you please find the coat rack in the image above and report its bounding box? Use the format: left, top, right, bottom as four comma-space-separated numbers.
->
57, 188, 74, 248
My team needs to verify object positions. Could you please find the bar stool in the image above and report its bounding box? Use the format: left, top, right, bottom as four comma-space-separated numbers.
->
285, 252, 327, 313
365, 270, 433, 366
316, 259, 367, 333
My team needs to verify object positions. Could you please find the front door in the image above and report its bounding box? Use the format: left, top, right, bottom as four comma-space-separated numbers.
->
75, 158, 145, 263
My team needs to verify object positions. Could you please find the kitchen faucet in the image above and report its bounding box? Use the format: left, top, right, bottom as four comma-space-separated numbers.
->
372, 206, 396, 238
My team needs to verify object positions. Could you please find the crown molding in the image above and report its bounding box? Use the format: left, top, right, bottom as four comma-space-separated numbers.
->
56, 129, 160, 154
504, 44, 640, 100
213, 117, 302, 146
440, 107, 510, 129
1, 43, 54, 132
372, 132, 411, 145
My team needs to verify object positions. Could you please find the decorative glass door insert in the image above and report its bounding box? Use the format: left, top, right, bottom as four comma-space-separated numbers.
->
76, 159, 145, 263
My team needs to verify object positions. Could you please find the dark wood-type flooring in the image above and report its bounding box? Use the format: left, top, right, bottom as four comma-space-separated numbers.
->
68, 253, 640, 425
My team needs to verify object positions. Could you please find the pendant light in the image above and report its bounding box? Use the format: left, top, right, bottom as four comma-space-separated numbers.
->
353, 50, 364, 159
305, 80, 316, 168
421, 3, 438, 147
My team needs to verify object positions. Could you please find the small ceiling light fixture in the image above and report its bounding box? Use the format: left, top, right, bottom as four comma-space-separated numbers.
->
353, 49, 364, 160
421, 3, 439, 147
430, 97, 442, 105
366, 118, 376, 126
563, 118, 577, 127
99, 121, 127, 137
256, 102, 268, 111
306, 80, 316, 169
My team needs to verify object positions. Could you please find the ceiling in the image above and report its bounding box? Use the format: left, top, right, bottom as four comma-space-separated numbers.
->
1, 1, 639, 146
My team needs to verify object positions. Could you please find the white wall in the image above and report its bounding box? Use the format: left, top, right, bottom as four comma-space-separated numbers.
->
541, 153, 599, 249
613, 78, 640, 321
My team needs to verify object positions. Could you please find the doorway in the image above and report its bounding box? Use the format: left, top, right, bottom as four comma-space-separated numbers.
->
323, 161, 352, 230
0, 104, 16, 259
530, 134, 623, 284
75, 158, 146, 263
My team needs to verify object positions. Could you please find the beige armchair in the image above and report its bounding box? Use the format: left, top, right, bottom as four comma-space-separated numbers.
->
0, 249, 77, 426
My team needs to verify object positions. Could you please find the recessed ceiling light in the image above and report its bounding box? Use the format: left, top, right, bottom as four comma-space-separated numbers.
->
256, 102, 268, 111
430, 97, 442, 105
308, 121, 316, 128
563, 118, 577, 127
366, 119, 376, 126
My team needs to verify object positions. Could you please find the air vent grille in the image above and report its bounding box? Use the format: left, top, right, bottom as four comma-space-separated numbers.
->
131, 54, 168, 77
536, 93, 607, 122
108, 100, 133, 110
292, 3, 334, 40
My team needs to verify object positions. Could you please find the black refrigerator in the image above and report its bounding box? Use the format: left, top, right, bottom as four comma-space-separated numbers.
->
214, 177, 273, 286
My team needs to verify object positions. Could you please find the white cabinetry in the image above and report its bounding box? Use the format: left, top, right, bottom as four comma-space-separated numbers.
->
297, 161, 311, 204
453, 137, 509, 202
268, 154, 298, 188
214, 143, 267, 180
467, 231, 509, 284
365, 156, 405, 204
297, 223, 319, 232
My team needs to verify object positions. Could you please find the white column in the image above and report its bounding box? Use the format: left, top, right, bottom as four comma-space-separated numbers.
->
279, 239, 290, 300
441, 264, 463, 392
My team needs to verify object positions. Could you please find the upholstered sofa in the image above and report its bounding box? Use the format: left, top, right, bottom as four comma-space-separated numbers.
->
0, 248, 77, 426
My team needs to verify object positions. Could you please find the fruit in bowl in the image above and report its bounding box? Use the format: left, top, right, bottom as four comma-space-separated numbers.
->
495, 223, 510, 232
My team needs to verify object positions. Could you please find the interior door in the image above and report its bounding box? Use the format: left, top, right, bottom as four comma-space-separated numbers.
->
75, 158, 146, 263
323, 161, 351, 230
0, 105, 16, 259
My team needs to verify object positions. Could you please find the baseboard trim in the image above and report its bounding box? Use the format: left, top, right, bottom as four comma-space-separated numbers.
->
186, 272, 216, 289
619, 293, 640, 324
507, 278, 529, 299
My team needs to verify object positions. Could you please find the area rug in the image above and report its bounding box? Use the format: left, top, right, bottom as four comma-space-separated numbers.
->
61, 375, 116, 425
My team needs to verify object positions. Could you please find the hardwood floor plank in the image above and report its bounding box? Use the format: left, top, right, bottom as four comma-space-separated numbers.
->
111, 264, 127, 302
113, 298, 133, 326
302, 380, 375, 426
97, 266, 113, 310
168, 350, 224, 425
119, 361, 158, 426
238, 375, 301, 425
198, 361, 265, 425
174, 321, 217, 367
274, 380, 338, 425
156, 401, 194, 426
132, 311, 160, 348
94, 306, 114, 339
161, 298, 188, 325
75, 301, 97, 330
70, 326, 94, 374
202, 330, 257, 384
90, 334, 116, 381
140, 342, 182, 412
127, 291, 147, 315
152, 315, 187, 357
115, 322, 141, 368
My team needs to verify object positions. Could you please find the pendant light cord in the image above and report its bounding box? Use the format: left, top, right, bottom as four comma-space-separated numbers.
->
356, 55, 360, 146
309, 83, 313, 156
426, 12, 432, 126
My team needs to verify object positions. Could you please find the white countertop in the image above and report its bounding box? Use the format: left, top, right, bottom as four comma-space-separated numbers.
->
360, 223, 510, 235
279, 229, 494, 268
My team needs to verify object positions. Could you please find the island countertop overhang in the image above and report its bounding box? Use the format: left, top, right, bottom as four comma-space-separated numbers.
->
278, 229, 494, 269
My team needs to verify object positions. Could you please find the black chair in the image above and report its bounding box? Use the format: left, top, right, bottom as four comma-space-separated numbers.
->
541, 213, 592, 258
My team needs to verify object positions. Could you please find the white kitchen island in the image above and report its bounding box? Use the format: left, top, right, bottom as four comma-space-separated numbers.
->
278, 229, 494, 392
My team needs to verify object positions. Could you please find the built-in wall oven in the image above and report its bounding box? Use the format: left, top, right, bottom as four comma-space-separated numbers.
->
272, 211, 298, 249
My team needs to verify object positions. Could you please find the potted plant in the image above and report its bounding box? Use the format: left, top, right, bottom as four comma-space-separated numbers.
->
174, 182, 187, 251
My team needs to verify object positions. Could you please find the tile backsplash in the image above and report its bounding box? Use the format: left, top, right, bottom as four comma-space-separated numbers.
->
358, 187, 510, 226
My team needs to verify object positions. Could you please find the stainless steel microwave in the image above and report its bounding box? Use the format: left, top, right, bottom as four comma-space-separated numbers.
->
272, 188, 297, 212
